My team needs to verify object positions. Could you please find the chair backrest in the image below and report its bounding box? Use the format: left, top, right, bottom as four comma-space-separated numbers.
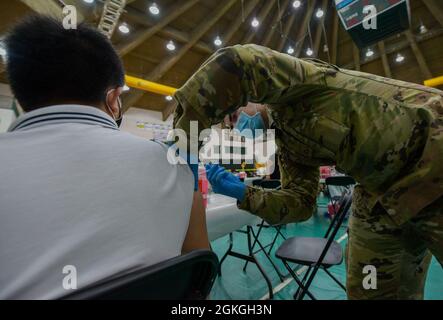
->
297, 194, 353, 299
317, 193, 353, 265
324, 175, 356, 217
323, 186, 353, 239
62, 250, 219, 300
325, 176, 356, 187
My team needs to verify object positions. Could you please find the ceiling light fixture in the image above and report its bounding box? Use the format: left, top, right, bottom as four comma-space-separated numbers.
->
316, 9, 324, 18
214, 36, 222, 47
292, 1, 301, 9
395, 53, 405, 63
366, 48, 374, 58
166, 95, 173, 101
287, 46, 294, 55
123, 85, 130, 92
149, 3, 160, 15
118, 23, 130, 34
251, 17, 260, 28
166, 40, 176, 51
0, 42, 6, 58
306, 48, 313, 56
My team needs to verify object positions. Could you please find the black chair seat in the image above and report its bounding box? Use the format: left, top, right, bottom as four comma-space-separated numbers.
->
275, 237, 343, 267
62, 250, 219, 300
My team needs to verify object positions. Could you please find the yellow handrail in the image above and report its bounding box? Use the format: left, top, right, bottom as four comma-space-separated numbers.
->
127, 74, 443, 95
125, 75, 177, 96
424, 76, 443, 88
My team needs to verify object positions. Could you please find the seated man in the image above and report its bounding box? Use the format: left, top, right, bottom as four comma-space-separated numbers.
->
0, 15, 209, 299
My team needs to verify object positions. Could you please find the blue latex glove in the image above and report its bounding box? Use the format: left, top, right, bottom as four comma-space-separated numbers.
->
181, 152, 199, 191
205, 164, 246, 202
188, 155, 199, 191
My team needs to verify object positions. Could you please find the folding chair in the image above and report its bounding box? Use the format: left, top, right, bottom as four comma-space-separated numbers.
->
275, 190, 353, 300
62, 250, 219, 300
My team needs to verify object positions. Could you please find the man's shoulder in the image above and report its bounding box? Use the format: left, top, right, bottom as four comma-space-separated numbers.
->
111, 130, 166, 149
114, 132, 194, 179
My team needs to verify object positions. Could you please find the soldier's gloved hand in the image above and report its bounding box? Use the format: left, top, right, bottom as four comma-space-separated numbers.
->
205, 164, 246, 202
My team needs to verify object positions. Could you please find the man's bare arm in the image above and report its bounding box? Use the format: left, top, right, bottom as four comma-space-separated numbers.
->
182, 191, 210, 254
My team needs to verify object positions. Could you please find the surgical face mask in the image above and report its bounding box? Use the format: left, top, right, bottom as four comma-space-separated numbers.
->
105, 90, 123, 128
234, 111, 266, 139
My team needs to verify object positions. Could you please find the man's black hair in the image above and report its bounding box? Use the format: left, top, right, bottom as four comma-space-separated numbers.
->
4, 15, 125, 112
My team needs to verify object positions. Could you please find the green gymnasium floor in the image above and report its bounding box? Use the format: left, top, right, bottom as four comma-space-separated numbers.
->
210, 197, 443, 300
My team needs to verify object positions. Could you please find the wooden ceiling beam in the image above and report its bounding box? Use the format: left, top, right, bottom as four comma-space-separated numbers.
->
330, 9, 339, 65
378, 41, 392, 78
276, 6, 298, 52
147, 0, 237, 82
19, 0, 63, 18
261, 0, 290, 47
405, 30, 433, 79
19, 0, 85, 21
124, 6, 212, 54
123, 0, 237, 111
160, 27, 213, 54
422, 0, 443, 28
342, 28, 443, 69
117, 0, 200, 57
224, 0, 260, 46
313, 0, 329, 56
293, 1, 316, 56
242, 0, 277, 44
127, 52, 160, 65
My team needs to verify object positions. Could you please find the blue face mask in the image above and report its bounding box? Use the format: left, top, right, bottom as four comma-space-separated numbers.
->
235, 111, 266, 139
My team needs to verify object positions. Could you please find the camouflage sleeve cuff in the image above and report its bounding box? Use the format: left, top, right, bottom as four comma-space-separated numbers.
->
237, 186, 256, 212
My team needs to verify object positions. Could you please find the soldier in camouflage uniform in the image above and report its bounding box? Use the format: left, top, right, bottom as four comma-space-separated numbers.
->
173, 44, 443, 299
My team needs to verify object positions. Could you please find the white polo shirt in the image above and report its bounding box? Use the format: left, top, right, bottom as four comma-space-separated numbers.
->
0, 105, 194, 300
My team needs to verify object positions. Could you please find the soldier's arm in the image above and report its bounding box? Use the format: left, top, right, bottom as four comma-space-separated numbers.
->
173, 44, 327, 135
239, 153, 320, 225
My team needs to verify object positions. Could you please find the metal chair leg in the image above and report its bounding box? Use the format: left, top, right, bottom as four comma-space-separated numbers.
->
293, 266, 312, 300
218, 233, 234, 277
283, 260, 316, 300
267, 229, 280, 255
267, 225, 287, 255
323, 267, 347, 291
298, 263, 323, 301
246, 226, 274, 299
250, 229, 285, 282
242, 221, 265, 271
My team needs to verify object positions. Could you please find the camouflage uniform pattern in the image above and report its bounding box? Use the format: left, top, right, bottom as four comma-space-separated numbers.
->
347, 186, 442, 299
173, 44, 443, 298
